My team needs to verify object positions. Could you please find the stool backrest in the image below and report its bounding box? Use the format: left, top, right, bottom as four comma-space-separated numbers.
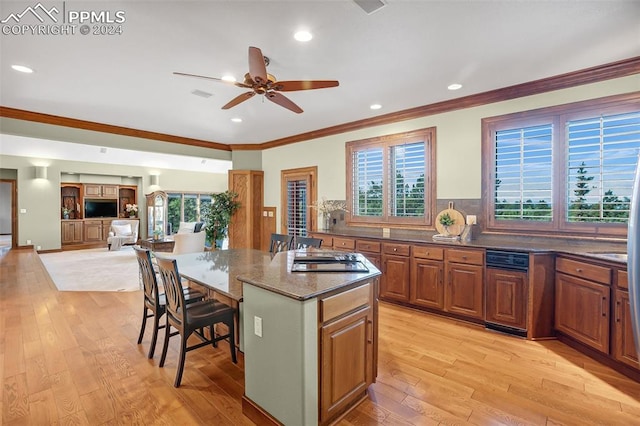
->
156, 257, 187, 327
134, 246, 160, 310
294, 236, 322, 249
269, 233, 294, 253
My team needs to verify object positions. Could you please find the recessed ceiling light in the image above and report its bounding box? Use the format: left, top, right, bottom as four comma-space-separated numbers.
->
294, 31, 313, 42
11, 64, 33, 73
448, 83, 462, 91
231, 117, 242, 123
370, 104, 382, 110
222, 75, 236, 82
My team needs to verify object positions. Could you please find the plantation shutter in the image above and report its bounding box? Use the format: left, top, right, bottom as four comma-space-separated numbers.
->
352, 146, 384, 216
494, 124, 553, 221
389, 141, 425, 217
566, 111, 640, 223
286, 178, 308, 236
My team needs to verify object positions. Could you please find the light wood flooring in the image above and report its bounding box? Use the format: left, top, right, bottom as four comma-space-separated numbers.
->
1, 248, 640, 425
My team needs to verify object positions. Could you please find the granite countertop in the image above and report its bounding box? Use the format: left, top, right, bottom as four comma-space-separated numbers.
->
237, 250, 382, 301
316, 228, 628, 265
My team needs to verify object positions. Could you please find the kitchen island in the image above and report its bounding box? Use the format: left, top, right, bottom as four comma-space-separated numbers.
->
237, 250, 381, 426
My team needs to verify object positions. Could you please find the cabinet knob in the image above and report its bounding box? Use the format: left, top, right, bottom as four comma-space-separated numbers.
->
576, 268, 583, 273
393, 248, 397, 252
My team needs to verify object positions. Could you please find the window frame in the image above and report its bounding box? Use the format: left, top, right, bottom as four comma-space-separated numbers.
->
281, 166, 317, 235
482, 92, 640, 238
346, 127, 436, 228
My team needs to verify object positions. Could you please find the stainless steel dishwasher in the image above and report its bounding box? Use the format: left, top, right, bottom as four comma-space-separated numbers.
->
485, 249, 529, 337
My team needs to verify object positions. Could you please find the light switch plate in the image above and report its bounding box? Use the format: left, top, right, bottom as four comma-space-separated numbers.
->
254, 316, 263, 337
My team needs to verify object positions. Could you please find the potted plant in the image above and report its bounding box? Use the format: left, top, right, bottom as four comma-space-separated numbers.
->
125, 203, 138, 218
201, 190, 241, 248
439, 212, 455, 235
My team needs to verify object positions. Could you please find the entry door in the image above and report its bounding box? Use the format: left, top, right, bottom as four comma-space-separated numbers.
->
281, 167, 317, 236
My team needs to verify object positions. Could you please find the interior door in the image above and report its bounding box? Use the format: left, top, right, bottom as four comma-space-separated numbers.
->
281, 167, 317, 236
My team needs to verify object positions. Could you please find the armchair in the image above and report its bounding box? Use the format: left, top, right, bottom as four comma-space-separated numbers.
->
171, 231, 206, 254
108, 219, 140, 249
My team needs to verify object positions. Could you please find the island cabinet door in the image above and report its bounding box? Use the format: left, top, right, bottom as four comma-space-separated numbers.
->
410, 258, 444, 310
320, 306, 373, 424
380, 254, 410, 302
555, 272, 610, 354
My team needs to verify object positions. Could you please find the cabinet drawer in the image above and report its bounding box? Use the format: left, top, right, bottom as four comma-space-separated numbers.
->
309, 234, 333, 248
617, 270, 628, 290
383, 242, 410, 256
320, 283, 371, 323
356, 240, 381, 253
447, 248, 484, 265
412, 245, 444, 260
333, 237, 355, 250
556, 257, 611, 285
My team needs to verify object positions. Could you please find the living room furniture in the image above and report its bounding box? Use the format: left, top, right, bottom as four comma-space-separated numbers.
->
138, 238, 175, 253
107, 219, 139, 250
171, 231, 206, 254
146, 190, 168, 239
156, 256, 237, 387
294, 236, 323, 249
134, 247, 205, 359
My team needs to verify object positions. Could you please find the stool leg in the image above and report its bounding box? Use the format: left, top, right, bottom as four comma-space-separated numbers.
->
148, 311, 160, 359
137, 306, 148, 344
228, 316, 237, 364
159, 318, 171, 368
174, 333, 189, 388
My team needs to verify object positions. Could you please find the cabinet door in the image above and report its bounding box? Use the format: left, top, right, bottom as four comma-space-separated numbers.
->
320, 306, 373, 423
61, 222, 82, 244
84, 221, 103, 242
84, 184, 102, 197
485, 268, 528, 330
102, 220, 113, 240
410, 258, 444, 310
380, 254, 410, 302
614, 290, 639, 368
101, 185, 118, 198
555, 273, 610, 354
445, 263, 484, 319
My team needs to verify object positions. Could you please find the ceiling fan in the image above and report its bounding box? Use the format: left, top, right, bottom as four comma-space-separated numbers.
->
174, 46, 339, 114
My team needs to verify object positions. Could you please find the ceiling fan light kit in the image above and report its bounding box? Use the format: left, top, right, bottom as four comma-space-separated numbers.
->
175, 46, 339, 113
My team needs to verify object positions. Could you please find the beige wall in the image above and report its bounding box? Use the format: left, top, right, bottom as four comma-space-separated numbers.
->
262, 75, 640, 232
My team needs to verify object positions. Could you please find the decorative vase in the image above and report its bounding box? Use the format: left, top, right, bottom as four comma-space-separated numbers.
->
442, 225, 450, 236
63, 213, 69, 220
129, 213, 135, 218
322, 214, 331, 231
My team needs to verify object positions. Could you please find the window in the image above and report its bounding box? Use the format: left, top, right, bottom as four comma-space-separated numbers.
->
483, 93, 640, 237
166, 192, 210, 234
347, 128, 436, 227
281, 167, 317, 236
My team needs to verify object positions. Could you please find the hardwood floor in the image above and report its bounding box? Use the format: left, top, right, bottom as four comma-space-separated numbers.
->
2, 249, 639, 425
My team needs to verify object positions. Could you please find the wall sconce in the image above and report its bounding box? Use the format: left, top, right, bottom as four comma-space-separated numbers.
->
34, 166, 48, 179
150, 174, 160, 186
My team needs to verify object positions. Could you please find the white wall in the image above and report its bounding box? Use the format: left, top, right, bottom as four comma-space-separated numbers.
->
262, 75, 640, 232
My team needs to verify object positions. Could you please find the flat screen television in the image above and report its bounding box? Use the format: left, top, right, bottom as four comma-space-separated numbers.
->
84, 199, 117, 218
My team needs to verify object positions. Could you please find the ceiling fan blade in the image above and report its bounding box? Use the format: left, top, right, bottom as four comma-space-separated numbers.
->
273, 80, 340, 92
173, 72, 251, 88
266, 92, 303, 114
248, 46, 268, 84
221, 91, 256, 110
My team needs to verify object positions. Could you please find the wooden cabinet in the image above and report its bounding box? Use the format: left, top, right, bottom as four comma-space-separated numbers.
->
485, 268, 528, 330
146, 191, 168, 238
356, 239, 381, 269
555, 269, 610, 354
228, 170, 264, 249
380, 243, 410, 302
83, 220, 104, 242
333, 237, 355, 252
61, 221, 83, 244
319, 282, 375, 424
85, 184, 118, 198
118, 185, 137, 218
61, 184, 82, 219
445, 248, 484, 319
614, 289, 639, 368
410, 246, 444, 310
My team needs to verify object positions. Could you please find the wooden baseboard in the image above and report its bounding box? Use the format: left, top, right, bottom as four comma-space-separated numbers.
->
241, 395, 283, 426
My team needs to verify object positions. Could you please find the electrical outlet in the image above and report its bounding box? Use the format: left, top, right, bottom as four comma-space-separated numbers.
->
26, 239, 32, 245
254, 316, 263, 337
20, 208, 27, 214
466, 215, 477, 225
36, 245, 42, 250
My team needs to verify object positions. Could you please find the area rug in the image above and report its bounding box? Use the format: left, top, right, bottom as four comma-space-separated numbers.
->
39, 246, 140, 292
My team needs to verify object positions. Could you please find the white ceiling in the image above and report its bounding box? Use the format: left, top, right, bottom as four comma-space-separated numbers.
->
1, 0, 639, 148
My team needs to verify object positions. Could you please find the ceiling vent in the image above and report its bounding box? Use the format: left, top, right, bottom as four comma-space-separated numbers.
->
191, 89, 213, 98
354, 0, 386, 15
